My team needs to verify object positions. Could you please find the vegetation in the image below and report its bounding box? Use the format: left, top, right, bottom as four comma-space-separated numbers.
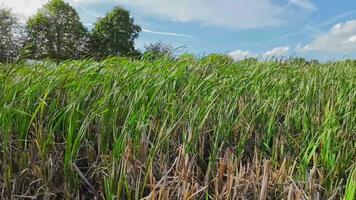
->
22, 0, 89, 60
0, 1, 141, 62
0, 7, 24, 62
0, 57, 355, 199
143, 41, 175, 60
0, 1, 355, 199
91, 6, 141, 59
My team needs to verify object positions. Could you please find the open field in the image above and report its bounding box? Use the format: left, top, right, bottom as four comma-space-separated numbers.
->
0, 57, 355, 199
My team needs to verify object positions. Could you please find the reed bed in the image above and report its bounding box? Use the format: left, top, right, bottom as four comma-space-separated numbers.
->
0, 57, 355, 199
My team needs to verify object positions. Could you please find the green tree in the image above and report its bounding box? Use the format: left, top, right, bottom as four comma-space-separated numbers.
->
143, 41, 174, 60
0, 7, 24, 63
22, 0, 89, 60
91, 6, 141, 58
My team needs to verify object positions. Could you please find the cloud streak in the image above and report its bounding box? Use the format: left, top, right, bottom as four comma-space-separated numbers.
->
142, 28, 192, 37
277, 0, 317, 13
290, 0, 317, 11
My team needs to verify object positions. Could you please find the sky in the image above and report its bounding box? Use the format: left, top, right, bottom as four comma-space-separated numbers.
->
1, 0, 356, 61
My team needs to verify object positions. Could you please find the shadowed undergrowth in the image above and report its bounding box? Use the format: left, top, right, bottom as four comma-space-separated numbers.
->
0, 57, 355, 199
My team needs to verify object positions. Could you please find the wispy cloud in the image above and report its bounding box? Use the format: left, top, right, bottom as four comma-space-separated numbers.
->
105, 0, 286, 29
301, 20, 356, 53
270, 30, 304, 42
142, 28, 192, 37
277, 0, 317, 13
271, 10, 356, 42
264, 46, 290, 57
317, 9, 356, 28
290, 0, 317, 11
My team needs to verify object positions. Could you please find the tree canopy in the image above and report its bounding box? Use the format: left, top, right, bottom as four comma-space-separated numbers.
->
143, 41, 175, 60
22, 0, 89, 60
2, 2, 143, 62
0, 7, 23, 62
91, 7, 141, 58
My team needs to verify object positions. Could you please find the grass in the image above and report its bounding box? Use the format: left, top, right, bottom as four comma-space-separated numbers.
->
0, 56, 355, 199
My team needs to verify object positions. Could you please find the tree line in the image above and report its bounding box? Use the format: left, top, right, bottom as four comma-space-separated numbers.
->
0, 0, 143, 63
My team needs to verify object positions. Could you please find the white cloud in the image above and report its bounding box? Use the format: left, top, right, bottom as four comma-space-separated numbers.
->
264, 46, 290, 57
229, 46, 291, 60
301, 20, 356, 53
290, 0, 317, 11
70, 0, 289, 29
0, 0, 46, 20
2, 0, 318, 29
142, 28, 192, 37
229, 50, 254, 60
344, 35, 356, 43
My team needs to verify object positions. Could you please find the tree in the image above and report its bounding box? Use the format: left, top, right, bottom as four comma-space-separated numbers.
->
143, 41, 174, 60
91, 6, 141, 58
22, 0, 89, 60
0, 7, 24, 63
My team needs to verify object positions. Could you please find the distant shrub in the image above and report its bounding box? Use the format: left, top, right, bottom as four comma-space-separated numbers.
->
200, 53, 235, 66
143, 41, 175, 61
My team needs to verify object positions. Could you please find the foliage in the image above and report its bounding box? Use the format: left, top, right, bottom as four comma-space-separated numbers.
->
0, 58, 355, 199
0, 7, 24, 63
143, 41, 175, 60
201, 53, 235, 66
22, 0, 89, 60
91, 6, 141, 59
238, 57, 259, 64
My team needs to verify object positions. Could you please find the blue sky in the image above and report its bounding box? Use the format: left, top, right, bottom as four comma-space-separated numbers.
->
2, 0, 356, 60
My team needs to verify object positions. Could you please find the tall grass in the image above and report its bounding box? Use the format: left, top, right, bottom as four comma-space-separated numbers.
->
0, 57, 355, 199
